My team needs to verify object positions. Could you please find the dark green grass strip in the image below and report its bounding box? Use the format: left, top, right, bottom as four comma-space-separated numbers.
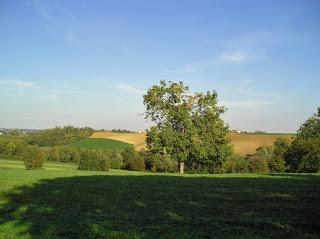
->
71, 138, 132, 150
0, 168, 319, 239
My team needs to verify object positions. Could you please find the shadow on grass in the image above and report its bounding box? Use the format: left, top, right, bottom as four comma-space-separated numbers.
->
0, 174, 319, 239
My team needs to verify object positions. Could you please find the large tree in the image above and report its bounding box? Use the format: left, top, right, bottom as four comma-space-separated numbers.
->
285, 107, 320, 172
143, 80, 232, 173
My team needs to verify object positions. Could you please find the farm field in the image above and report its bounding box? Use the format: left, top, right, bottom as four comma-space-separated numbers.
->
91, 131, 295, 155
91, 131, 147, 150
0, 159, 319, 239
71, 138, 132, 150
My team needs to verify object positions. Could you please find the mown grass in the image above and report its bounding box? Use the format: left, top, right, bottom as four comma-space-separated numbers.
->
71, 138, 132, 151
0, 159, 319, 239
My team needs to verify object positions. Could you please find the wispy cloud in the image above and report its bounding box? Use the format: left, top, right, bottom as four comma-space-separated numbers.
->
27, 0, 83, 47
0, 80, 37, 89
220, 50, 248, 63
113, 83, 144, 95
215, 48, 265, 64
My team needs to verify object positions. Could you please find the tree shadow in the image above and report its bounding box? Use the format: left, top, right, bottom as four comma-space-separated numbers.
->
1, 174, 319, 239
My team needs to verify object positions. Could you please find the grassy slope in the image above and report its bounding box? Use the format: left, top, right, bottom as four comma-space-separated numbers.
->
0, 159, 319, 239
91, 131, 295, 155
71, 138, 132, 150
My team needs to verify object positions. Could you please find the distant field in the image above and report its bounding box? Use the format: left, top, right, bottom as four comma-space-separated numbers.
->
0, 159, 319, 239
71, 138, 132, 150
91, 131, 147, 150
91, 131, 295, 155
230, 133, 295, 155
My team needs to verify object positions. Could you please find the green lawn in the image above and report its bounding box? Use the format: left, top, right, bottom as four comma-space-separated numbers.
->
0, 159, 319, 239
71, 138, 132, 150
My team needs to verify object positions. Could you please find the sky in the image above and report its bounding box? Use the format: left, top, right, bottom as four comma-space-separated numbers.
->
0, 0, 319, 132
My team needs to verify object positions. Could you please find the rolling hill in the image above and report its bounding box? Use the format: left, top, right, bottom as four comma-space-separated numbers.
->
90, 131, 295, 155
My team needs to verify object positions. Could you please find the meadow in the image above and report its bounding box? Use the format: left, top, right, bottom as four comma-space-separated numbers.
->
0, 159, 319, 239
71, 138, 132, 151
90, 131, 295, 155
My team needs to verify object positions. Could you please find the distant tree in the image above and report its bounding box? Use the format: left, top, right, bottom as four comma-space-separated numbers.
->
5, 142, 17, 156
27, 126, 94, 147
143, 80, 232, 173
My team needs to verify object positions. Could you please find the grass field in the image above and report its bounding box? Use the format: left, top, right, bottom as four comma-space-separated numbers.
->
71, 138, 132, 150
91, 131, 295, 155
0, 159, 319, 239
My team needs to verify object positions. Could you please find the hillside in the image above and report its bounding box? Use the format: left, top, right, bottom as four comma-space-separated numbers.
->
91, 131, 295, 155
71, 138, 132, 151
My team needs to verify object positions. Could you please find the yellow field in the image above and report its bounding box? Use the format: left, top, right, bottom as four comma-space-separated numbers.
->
91, 131, 295, 155
90, 131, 147, 150
229, 133, 294, 155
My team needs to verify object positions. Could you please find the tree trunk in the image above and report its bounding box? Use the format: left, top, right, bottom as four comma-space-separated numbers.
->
179, 161, 184, 174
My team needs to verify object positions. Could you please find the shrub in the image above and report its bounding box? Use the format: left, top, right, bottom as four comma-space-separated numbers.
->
224, 155, 249, 173
248, 156, 269, 173
0, 136, 27, 160
269, 138, 290, 173
109, 151, 123, 169
285, 139, 320, 173
122, 147, 145, 172
148, 153, 178, 173
23, 145, 45, 170
78, 149, 110, 171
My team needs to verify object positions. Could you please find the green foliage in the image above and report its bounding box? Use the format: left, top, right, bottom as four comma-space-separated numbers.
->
26, 126, 94, 147
0, 136, 27, 160
224, 155, 249, 173
78, 149, 110, 171
109, 151, 124, 169
71, 138, 131, 150
285, 107, 320, 172
144, 80, 232, 173
297, 107, 320, 140
111, 128, 135, 133
268, 138, 290, 172
286, 139, 320, 173
122, 147, 145, 171
146, 153, 178, 173
22, 145, 45, 170
248, 156, 269, 173
45, 146, 80, 163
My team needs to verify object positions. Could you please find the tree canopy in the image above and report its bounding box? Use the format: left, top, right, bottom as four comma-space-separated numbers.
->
143, 80, 232, 173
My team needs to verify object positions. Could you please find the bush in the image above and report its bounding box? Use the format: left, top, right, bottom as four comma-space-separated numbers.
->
109, 151, 123, 169
285, 139, 320, 173
122, 147, 145, 172
148, 153, 178, 173
224, 155, 249, 173
248, 156, 269, 173
23, 145, 45, 170
269, 138, 290, 173
0, 136, 28, 160
78, 149, 110, 171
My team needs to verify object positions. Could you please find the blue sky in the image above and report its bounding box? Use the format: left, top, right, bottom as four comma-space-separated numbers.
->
0, 0, 319, 132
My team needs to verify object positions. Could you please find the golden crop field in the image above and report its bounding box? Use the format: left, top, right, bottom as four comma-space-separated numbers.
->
91, 131, 295, 155
229, 133, 295, 155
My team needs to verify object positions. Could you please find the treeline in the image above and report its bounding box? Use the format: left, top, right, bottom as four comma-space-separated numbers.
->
26, 126, 94, 147
111, 129, 135, 133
